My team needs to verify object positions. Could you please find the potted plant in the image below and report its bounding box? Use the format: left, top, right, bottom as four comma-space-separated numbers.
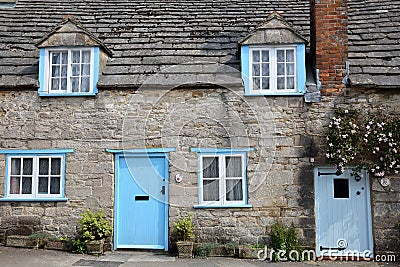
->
173, 214, 195, 258
78, 209, 112, 255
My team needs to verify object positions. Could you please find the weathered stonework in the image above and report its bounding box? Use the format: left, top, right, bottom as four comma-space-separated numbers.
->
0, 86, 398, 259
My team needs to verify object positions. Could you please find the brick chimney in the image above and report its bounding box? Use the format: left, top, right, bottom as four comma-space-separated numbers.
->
310, 0, 348, 95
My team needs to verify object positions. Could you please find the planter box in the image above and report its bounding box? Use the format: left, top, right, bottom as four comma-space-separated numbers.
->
177, 241, 194, 258
86, 239, 104, 255
45, 239, 69, 251
6, 235, 39, 249
238, 245, 262, 259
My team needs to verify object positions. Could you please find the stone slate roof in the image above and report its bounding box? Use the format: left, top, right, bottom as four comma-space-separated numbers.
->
348, 0, 400, 88
1, 0, 399, 90
0, 0, 310, 89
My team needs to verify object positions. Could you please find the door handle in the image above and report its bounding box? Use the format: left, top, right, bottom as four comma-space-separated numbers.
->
161, 185, 165, 195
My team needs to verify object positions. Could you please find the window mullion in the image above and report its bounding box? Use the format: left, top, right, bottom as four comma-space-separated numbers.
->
271, 48, 277, 93
220, 155, 225, 205
67, 50, 71, 93
32, 157, 38, 198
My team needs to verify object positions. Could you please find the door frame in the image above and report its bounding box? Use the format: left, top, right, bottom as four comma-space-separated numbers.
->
314, 166, 374, 258
109, 148, 175, 251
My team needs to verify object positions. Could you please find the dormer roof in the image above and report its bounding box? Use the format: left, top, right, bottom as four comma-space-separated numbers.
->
239, 11, 308, 46
35, 15, 112, 56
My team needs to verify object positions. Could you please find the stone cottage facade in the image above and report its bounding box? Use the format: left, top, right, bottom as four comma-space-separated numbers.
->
0, 0, 398, 259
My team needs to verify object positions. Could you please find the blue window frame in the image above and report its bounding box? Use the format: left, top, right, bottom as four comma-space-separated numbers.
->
38, 47, 100, 97
191, 148, 253, 208
242, 44, 306, 96
0, 149, 73, 201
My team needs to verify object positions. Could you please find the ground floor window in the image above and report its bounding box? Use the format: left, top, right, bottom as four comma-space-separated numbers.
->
0, 149, 73, 200
191, 148, 253, 208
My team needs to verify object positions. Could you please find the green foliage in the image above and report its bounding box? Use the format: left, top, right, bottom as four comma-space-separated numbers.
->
194, 243, 218, 258
270, 222, 303, 262
72, 238, 87, 254
28, 232, 47, 240
173, 214, 195, 241
326, 108, 400, 176
223, 242, 239, 255
78, 209, 112, 241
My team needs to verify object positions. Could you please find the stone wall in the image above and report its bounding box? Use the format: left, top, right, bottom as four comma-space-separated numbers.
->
0, 87, 398, 258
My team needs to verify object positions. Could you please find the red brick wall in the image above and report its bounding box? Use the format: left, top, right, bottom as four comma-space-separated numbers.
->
310, 0, 348, 95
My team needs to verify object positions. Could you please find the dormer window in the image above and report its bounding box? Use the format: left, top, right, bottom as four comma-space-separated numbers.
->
36, 16, 111, 97
240, 12, 308, 96
250, 46, 297, 93
46, 47, 94, 94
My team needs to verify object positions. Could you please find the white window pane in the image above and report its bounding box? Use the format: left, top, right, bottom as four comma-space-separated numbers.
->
203, 179, 219, 201
21, 177, 32, 194
203, 157, 219, 178
277, 63, 285, 75
51, 158, 61, 175
82, 51, 90, 63
253, 78, 260, 90
262, 50, 269, 62
50, 177, 60, 194
277, 50, 285, 62
71, 77, 80, 92
11, 158, 21, 175
61, 65, 67, 77
262, 78, 270, 90
38, 177, 48, 194
226, 179, 243, 201
82, 64, 90, 76
81, 77, 90, 92
262, 64, 269, 76
252, 50, 260, 62
72, 51, 80, 63
61, 52, 68, 64
51, 79, 59, 91
10, 177, 20, 194
277, 77, 285, 89
287, 64, 295, 75
22, 158, 33, 175
52, 53, 60, 64
287, 77, 295, 89
252, 64, 260, 76
286, 50, 294, 62
72, 64, 80, 76
61, 78, 67, 91
52, 66, 60, 77
225, 156, 242, 177
39, 158, 49, 175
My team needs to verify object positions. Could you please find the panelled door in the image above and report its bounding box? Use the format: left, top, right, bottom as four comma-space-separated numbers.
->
315, 167, 374, 258
114, 154, 168, 250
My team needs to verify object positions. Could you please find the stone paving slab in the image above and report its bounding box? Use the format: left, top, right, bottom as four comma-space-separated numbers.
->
0, 246, 398, 267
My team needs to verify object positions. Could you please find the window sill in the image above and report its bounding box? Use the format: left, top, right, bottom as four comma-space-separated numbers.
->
0, 198, 68, 202
245, 92, 304, 97
39, 92, 97, 97
194, 204, 253, 209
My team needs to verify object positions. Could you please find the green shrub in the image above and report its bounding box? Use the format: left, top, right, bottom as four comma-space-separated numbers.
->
194, 243, 217, 258
72, 238, 87, 254
79, 209, 112, 241
270, 222, 303, 262
173, 214, 195, 241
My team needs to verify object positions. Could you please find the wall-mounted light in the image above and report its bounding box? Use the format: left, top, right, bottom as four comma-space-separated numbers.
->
379, 178, 390, 188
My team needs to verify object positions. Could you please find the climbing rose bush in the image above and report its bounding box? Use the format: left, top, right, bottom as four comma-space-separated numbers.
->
326, 108, 400, 176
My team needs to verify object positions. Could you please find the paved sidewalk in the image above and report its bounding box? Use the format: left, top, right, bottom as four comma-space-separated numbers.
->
0, 246, 398, 267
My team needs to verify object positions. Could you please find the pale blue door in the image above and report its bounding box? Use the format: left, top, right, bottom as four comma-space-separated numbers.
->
315, 167, 374, 258
115, 154, 168, 250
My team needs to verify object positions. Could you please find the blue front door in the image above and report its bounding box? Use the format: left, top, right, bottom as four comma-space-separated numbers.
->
114, 154, 168, 250
315, 167, 374, 258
